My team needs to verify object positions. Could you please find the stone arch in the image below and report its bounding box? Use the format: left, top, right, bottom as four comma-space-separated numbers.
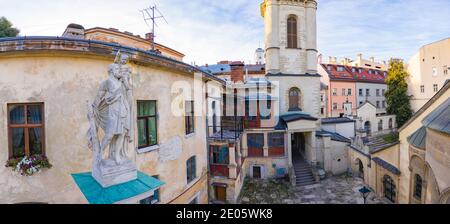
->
287, 87, 302, 111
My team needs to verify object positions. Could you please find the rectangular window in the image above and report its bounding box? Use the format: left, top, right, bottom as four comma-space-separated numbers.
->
137, 101, 157, 148
247, 133, 264, 148
433, 84, 438, 92
332, 88, 337, 96
333, 103, 338, 110
8, 103, 45, 158
185, 101, 195, 135
186, 156, 196, 184
268, 133, 284, 148
359, 89, 363, 96
420, 85, 425, 93
211, 145, 229, 165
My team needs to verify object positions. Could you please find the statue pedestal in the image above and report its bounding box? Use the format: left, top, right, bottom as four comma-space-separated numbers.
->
92, 159, 137, 188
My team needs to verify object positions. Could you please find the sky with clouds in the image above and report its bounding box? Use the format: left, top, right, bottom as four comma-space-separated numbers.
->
1, 0, 449, 65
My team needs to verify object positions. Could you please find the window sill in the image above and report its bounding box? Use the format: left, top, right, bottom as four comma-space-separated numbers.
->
137, 145, 160, 154
185, 133, 196, 139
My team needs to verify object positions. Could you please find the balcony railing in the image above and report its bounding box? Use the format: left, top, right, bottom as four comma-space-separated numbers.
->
208, 116, 244, 141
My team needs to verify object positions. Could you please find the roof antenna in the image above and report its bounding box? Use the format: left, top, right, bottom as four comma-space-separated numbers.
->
140, 4, 168, 51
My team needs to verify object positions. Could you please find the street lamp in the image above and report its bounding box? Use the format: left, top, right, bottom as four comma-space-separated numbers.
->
359, 186, 371, 204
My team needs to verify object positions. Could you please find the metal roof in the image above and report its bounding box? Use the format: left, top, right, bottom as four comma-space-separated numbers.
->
321, 117, 355, 124
316, 130, 351, 143
407, 126, 427, 150
372, 157, 401, 175
422, 97, 450, 135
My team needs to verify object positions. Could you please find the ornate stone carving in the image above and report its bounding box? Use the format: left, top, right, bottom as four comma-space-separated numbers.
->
87, 51, 137, 188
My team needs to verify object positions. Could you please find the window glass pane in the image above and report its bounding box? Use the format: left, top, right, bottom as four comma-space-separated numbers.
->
148, 117, 157, 145
248, 134, 264, 148
27, 105, 43, 124
138, 119, 147, 146
138, 101, 156, 117
12, 128, 25, 158
269, 133, 284, 147
29, 128, 43, 156
9, 105, 25, 124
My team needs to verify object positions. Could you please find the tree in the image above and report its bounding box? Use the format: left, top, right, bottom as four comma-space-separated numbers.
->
385, 59, 413, 128
0, 17, 20, 38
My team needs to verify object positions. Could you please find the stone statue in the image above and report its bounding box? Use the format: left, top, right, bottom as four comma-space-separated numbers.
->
87, 51, 137, 187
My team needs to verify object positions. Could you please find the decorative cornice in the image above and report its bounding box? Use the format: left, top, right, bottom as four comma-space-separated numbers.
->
0, 36, 225, 85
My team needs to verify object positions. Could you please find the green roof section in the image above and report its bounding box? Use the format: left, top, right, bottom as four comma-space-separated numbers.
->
72, 171, 164, 204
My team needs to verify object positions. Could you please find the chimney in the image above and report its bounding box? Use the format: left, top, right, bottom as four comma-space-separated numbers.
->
357, 53, 363, 62
230, 61, 245, 83
145, 33, 154, 42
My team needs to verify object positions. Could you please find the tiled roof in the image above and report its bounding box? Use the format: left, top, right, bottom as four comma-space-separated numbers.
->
316, 130, 351, 143
407, 126, 427, 150
372, 157, 401, 175
321, 117, 355, 124
321, 64, 386, 84
422, 97, 450, 135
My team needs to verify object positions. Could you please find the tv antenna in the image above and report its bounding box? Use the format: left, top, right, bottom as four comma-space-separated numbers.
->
140, 4, 168, 51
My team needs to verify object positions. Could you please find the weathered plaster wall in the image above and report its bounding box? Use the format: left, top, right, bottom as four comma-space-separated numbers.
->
0, 54, 209, 204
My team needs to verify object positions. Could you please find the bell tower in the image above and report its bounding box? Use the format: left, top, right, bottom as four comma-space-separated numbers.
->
261, 0, 318, 75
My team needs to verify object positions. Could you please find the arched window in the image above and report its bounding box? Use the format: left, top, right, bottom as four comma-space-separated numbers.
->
388, 118, 393, 129
364, 121, 371, 135
287, 16, 297, 48
378, 120, 383, 131
383, 175, 396, 203
414, 174, 423, 200
289, 88, 300, 111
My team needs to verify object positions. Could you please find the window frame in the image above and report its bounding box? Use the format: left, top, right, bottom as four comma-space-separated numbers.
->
7, 103, 45, 159
185, 101, 195, 135
186, 156, 197, 184
287, 16, 298, 49
137, 100, 158, 149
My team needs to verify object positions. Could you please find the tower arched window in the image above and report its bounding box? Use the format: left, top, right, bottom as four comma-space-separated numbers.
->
289, 88, 300, 111
287, 16, 297, 48
414, 174, 422, 200
383, 175, 396, 203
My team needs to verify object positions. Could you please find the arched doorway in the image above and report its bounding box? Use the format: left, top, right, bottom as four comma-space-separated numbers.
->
364, 121, 371, 136
355, 159, 364, 180
383, 175, 396, 203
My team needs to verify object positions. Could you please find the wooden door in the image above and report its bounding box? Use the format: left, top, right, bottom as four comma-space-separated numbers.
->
215, 186, 227, 202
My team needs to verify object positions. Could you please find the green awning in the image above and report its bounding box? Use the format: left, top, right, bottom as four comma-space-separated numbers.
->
72, 171, 164, 204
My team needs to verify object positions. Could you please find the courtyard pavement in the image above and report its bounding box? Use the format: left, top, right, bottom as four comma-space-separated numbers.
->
238, 175, 388, 204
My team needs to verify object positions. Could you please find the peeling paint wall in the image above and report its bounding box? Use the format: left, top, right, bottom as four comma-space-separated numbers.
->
0, 53, 209, 204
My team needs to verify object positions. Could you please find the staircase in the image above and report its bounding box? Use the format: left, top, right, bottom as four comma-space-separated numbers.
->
293, 157, 316, 187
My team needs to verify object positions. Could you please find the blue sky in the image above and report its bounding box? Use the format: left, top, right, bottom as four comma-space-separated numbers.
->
1, 0, 449, 65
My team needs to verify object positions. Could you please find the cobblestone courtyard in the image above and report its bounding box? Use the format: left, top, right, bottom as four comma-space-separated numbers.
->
239, 175, 388, 204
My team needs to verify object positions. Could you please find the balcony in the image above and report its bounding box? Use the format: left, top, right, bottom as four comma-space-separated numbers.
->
208, 116, 244, 141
